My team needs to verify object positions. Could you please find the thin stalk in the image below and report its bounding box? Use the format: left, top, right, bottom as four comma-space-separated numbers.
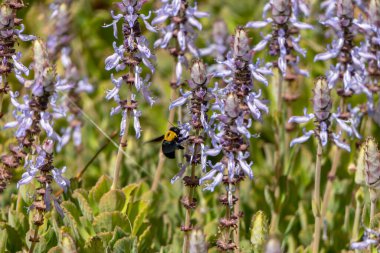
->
369, 189, 377, 225
312, 141, 323, 253
352, 196, 361, 242
233, 185, 240, 253
0, 74, 7, 117
28, 227, 39, 253
271, 70, 283, 234
182, 163, 196, 253
111, 113, 130, 190
151, 88, 177, 192
320, 147, 341, 219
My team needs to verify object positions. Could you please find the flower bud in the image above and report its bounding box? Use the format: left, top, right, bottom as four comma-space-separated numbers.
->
33, 39, 49, 75
212, 20, 228, 45
369, 0, 380, 26
337, 0, 354, 19
313, 77, 332, 122
225, 93, 240, 118
191, 60, 207, 86
264, 236, 281, 253
42, 139, 54, 154
0, 4, 14, 29
250, 211, 268, 251
189, 229, 207, 253
355, 143, 366, 185
363, 137, 380, 189
271, 0, 291, 24
233, 27, 250, 58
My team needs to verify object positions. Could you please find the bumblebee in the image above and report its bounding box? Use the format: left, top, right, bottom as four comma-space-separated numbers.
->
148, 127, 187, 159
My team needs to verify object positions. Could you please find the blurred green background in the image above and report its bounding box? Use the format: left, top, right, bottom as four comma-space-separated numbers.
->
0, 0, 379, 252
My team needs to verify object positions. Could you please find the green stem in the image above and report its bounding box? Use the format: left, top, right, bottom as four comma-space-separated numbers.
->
151, 88, 177, 192
111, 113, 129, 190
352, 197, 361, 242
312, 141, 323, 253
369, 189, 377, 226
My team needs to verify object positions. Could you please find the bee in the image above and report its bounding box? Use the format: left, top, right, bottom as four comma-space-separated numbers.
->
147, 126, 187, 159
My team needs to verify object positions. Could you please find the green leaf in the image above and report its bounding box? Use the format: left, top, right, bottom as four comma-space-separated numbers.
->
47, 246, 63, 253
99, 190, 126, 212
131, 201, 149, 236
1, 223, 22, 252
61, 233, 78, 253
72, 189, 93, 222
89, 175, 112, 206
93, 211, 131, 234
0, 228, 7, 252
122, 183, 140, 212
113, 237, 138, 253
61, 201, 81, 224
84, 236, 105, 253
7, 209, 27, 236
109, 226, 129, 248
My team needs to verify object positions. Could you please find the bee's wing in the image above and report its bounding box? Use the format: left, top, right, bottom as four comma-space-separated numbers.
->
145, 135, 165, 144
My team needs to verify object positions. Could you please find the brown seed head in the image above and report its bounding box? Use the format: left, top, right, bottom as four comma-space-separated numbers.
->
313, 77, 332, 122
271, 0, 291, 24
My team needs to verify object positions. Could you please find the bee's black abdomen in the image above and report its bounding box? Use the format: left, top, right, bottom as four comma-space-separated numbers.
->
162, 141, 177, 159
163, 151, 176, 159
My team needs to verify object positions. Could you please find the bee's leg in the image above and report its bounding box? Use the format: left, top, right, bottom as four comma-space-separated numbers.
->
178, 136, 189, 142
177, 144, 185, 150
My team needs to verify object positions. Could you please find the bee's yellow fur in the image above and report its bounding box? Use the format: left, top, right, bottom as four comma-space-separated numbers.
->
164, 130, 178, 142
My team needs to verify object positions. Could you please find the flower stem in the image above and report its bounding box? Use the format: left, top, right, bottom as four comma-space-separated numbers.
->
352, 194, 361, 242
369, 189, 377, 225
28, 227, 39, 253
111, 112, 129, 190
320, 147, 340, 221
0, 74, 7, 117
182, 163, 196, 253
151, 88, 177, 192
233, 185, 240, 253
312, 141, 323, 253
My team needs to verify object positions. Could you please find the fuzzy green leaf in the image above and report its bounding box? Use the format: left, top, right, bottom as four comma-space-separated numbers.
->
113, 237, 138, 253
93, 211, 131, 234
99, 189, 126, 212
89, 175, 112, 205
73, 189, 94, 222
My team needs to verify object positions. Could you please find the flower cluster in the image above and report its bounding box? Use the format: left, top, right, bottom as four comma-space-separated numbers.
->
104, 0, 156, 138
170, 60, 213, 180
0, 0, 35, 116
289, 77, 361, 151
200, 28, 271, 192
0, 40, 66, 192
198, 28, 270, 251
246, 0, 312, 78
1, 39, 69, 244
200, 20, 229, 61
47, 0, 93, 151
18, 140, 69, 219
353, 0, 380, 113
4, 40, 63, 143
152, 0, 208, 86
315, 0, 370, 101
